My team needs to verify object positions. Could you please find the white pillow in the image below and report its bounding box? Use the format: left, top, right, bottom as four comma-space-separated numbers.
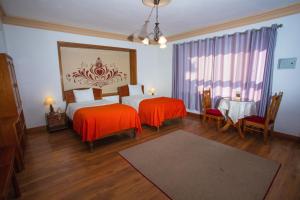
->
73, 88, 95, 102
128, 85, 143, 96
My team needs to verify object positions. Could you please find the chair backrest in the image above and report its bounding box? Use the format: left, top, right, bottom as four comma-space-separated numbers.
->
202, 89, 212, 111
265, 91, 283, 125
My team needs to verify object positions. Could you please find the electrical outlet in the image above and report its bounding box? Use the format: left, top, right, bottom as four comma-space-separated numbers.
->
278, 58, 297, 69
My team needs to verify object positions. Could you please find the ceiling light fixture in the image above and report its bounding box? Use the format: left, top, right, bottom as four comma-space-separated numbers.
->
127, 0, 170, 48
142, 0, 169, 48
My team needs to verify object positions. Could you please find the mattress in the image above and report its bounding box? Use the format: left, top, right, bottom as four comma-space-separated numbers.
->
66, 99, 114, 120
121, 95, 159, 111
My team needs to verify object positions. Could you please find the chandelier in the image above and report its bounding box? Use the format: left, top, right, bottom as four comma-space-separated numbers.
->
128, 0, 170, 48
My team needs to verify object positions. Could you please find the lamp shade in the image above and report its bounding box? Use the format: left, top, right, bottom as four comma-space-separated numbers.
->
160, 43, 167, 49
142, 37, 150, 45
150, 88, 156, 93
44, 96, 55, 105
158, 35, 167, 44
138, 20, 150, 40
149, 87, 156, 95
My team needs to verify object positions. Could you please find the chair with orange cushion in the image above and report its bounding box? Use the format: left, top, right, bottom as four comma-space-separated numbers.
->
202, 89, 224, 130
243, 91, 283, 143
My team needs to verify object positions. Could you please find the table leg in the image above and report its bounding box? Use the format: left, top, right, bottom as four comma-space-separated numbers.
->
221, 118, 245, 139
237, 119, 245, 139
220, 118, 233, 132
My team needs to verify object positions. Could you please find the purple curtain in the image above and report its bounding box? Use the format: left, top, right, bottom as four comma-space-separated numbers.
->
172, 24, 278, 116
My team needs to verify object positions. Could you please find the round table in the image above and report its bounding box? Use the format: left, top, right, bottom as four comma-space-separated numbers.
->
218, 98, 257, 138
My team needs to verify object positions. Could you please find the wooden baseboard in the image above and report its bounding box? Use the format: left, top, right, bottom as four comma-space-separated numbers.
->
187, 112, 202, 118
26, 126, 46, 134
273, 131, 300, 142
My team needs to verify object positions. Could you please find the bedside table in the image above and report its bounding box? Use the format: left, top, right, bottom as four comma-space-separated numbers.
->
45, 112, 68, 132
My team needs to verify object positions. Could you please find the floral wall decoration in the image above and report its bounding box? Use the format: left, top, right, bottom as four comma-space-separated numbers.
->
58, 42, 137, 96
65, 57, 128, 88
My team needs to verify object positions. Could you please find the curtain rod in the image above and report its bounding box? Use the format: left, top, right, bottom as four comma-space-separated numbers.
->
245, 23, 283, 32
205, 23, 283, 39
176, 24, 283, 45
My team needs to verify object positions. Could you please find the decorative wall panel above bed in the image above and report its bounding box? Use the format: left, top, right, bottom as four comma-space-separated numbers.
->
57, 41, 137, 99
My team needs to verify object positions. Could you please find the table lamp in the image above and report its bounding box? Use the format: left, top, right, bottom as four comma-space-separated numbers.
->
149, 88, 156, 96
44, 96, 55, 113
235, 91, 241, 101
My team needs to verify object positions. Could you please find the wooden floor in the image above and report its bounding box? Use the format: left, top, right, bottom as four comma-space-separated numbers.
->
15, 116, 299, 200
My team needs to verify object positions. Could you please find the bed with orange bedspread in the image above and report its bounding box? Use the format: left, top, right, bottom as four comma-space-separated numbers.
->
73, 104, 142, 142
64, 88, 142, 151
118, 85, 187, 130
139, 97, 187, 128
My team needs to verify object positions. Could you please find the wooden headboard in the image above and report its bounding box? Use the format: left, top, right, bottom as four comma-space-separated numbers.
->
64, 88, 102, 104
117, 85, 144, 103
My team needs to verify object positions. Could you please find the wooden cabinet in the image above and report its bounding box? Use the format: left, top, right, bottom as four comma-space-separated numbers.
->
0, 146, 21, 199
0, 54, 22, 118
0, 53, 26, 171
46, 112, 68, 132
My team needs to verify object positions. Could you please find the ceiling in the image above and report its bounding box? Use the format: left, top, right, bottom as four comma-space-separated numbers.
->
1, 0, 299, 37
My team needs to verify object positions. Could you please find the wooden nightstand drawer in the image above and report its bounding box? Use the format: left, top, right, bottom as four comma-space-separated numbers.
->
48, 119, 66, 127
46, 112, 68, 132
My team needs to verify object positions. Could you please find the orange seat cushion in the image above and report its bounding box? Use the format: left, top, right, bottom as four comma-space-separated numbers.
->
206, 109, 223, 117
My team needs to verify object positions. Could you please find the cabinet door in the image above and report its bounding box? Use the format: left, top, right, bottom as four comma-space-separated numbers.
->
7, 58, 22, 114
15, 112, 26, 154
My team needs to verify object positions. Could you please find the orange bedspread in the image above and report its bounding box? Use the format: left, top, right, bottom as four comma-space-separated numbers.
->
139, 97, 187, 128
73, 104, 142, 142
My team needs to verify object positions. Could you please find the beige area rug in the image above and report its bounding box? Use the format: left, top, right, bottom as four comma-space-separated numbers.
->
119, 130, 280, 200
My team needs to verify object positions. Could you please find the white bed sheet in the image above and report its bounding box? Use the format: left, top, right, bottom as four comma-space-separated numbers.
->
121, 95, 159, 111
66, 99, 115, 120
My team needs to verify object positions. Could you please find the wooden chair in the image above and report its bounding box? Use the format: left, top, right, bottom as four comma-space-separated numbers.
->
242, 92, 283, 143
202, 89, 224, 130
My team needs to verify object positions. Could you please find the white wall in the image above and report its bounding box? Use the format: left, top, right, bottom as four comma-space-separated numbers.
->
157, 13, 300, 136
0, 18, 7, 52
4, 13, 300, 136
3, 24, 170, 128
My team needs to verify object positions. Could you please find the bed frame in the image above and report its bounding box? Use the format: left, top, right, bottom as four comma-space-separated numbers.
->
117, 84, 186, 132
63, 88, 136, 152
117, 84, 144, 103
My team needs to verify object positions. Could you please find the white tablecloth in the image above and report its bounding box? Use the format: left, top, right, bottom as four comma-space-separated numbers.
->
218, 99, 257, 123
